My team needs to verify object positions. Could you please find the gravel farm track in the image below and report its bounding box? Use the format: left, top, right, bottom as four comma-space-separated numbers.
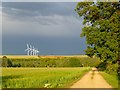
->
71, 68, 112, 88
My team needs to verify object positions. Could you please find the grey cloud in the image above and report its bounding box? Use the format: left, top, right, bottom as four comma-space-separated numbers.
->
3, 14, 83, 37
2, 2, 77, 17
2, 2, 81, 26
2, 2, 83, 38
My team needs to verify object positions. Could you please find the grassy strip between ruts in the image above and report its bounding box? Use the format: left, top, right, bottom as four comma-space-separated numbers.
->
100, 72, 118, 88
2, 67, 91, 88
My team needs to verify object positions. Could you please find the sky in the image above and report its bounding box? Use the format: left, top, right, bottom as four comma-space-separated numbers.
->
2, 2, 87, 55
0, 2, 1, 55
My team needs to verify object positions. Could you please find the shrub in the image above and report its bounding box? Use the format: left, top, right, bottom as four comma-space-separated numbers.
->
69, 57, 82, 67
2, 56, 13, 67
7, 59, 13, 67
97, 60, 108, 71
106, 63, 118, 76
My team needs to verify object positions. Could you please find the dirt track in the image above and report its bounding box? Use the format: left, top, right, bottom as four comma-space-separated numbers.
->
71, 68, 112, 88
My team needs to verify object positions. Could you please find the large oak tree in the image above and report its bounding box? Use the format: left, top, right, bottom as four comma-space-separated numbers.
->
75, 2, 120, 63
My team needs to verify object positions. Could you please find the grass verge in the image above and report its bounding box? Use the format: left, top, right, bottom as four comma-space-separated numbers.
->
100, 71, 118, 88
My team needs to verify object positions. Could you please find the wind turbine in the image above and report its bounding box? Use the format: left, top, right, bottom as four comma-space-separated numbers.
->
25, 44, 40, 56
25, 44, 30, 56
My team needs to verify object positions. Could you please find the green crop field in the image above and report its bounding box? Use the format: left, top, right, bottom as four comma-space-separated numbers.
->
2, 67, 90, 88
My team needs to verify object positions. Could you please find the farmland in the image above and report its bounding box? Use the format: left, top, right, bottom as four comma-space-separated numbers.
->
1, 55, 98, 88
1, 55, 118, 88
2, 67, 90, 88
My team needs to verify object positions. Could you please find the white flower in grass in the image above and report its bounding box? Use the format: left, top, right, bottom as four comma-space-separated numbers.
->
44, 84, 51, 88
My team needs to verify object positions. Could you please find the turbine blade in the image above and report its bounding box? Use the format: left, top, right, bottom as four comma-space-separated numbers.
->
27, 44, 29, 48
25, 48, 29, 51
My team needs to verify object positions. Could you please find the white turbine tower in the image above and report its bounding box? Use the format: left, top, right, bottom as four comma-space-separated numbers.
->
36, 49, 39, 56
30, 45, 33, 55
32, 46, 36, 56
34, 48, 37, 56
25, 44, 30, 56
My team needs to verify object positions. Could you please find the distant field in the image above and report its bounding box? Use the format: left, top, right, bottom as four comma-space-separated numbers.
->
2, 67, 90, 88
0, 55, 88, 59
0, 55, 39, 59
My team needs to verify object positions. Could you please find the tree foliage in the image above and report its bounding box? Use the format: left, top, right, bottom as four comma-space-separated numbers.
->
75, 2, 120, 62
2, 56, 13, 67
